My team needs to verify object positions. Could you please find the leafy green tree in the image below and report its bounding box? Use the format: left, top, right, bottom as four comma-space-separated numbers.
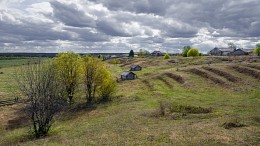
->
82, 56, 116, 103
163, 53, 170, 59
54, 52, 82, 104
187, 48, 199, 57
129, 50, 134, 57
182, 46, 191, 57
254, 43, 260, 56
99, 74, 116, 102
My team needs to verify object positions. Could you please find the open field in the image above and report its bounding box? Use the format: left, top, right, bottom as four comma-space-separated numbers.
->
0, 56, 260, 145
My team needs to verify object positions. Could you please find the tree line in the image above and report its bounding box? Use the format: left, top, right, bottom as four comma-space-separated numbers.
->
15, 52, 116, 138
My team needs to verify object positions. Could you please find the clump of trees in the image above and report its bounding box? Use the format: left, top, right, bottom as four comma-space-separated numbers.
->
82, 56, 116, 103
182, 46, 200, 57
254, 43, 260, 56
187, 48, 200, 57
182, 46, 191, 57
16, 53, 116, 138
138, 49, 150, 56
163, 53, 170, 59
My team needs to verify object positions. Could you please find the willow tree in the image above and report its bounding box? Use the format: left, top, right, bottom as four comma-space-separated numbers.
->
82, 56, 116, 103
54, 52, 81, 103
16, 61, 65, 138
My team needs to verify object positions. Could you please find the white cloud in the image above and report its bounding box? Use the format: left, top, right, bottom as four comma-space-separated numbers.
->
0, 0, 259, 53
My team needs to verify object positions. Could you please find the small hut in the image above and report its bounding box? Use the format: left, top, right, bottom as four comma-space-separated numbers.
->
130, 65, 142, 71
121, 71, 137, 80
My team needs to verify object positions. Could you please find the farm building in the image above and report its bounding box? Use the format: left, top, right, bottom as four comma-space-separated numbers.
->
209, 47, 235, 56
151, 51, 165, 56
121, 71, 137, 80
228, 49, 247, 56
130, 65, 142, 71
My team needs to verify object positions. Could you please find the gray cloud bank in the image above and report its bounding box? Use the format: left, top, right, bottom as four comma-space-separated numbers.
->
0, 0, 259, 53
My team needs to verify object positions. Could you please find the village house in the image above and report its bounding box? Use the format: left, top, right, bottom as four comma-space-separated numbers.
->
209, 47, 235, 56
228, 49, 247, 56
151, 51, 165, 56
130, 65, 142, 71
121, 71, 137, 80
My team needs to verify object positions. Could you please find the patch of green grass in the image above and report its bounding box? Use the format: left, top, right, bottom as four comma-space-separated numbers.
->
0, 56, 260, 145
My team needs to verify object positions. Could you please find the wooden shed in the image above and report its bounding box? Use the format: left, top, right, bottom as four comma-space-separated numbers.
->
121, 71, 137, 80
130, 65, 142, 71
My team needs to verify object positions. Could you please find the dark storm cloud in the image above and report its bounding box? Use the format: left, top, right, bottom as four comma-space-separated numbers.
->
50, 1, 96, 28
0, 0, 259, 53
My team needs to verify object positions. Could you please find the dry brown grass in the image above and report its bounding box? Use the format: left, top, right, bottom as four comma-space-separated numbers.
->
246, 64, 260, 70
142, 80, 155, 91
155, 76, 173, 89
189, 68, 226, 85
230, 66, 260, 79
202, 66, 240, 82
163, 73, 185, 84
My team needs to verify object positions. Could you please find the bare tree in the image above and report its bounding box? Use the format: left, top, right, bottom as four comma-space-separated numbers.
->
16, 61, 65, 138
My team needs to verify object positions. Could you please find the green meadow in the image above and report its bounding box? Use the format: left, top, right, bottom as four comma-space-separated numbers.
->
0, 56, 259, 145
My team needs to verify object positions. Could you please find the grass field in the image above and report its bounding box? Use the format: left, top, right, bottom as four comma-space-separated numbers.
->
0, 56, 260, 145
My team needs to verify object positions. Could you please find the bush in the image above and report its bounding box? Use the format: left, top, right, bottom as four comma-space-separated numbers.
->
254, 48, 260, 56
99, 76, 117, 102
187, 48, 199, 57
163, 53, 170, 59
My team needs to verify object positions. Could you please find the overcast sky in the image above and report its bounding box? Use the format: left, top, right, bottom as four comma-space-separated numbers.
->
0, 0, 259, 53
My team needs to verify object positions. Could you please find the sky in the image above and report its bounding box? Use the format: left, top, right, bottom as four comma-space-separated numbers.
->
0, 0, 259, 53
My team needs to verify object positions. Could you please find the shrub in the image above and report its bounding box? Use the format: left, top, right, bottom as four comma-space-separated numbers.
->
253, 43, 260, 56
109, 59, 121, 64
187, 48, 199, 57
254, 48, 260, 56
163, 53, 170, 59
99, 76, 117, 102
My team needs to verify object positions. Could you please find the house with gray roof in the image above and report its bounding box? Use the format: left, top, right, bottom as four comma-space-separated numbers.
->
151, 51, 165, 56
209, 47, 235, 56
121, 71, 137, 80
228, 49, 247, 56
130, 65, 142, 71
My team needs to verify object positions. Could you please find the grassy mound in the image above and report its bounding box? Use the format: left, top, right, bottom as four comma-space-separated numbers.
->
202, 66, 239, 82
189, 68, 225, 84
